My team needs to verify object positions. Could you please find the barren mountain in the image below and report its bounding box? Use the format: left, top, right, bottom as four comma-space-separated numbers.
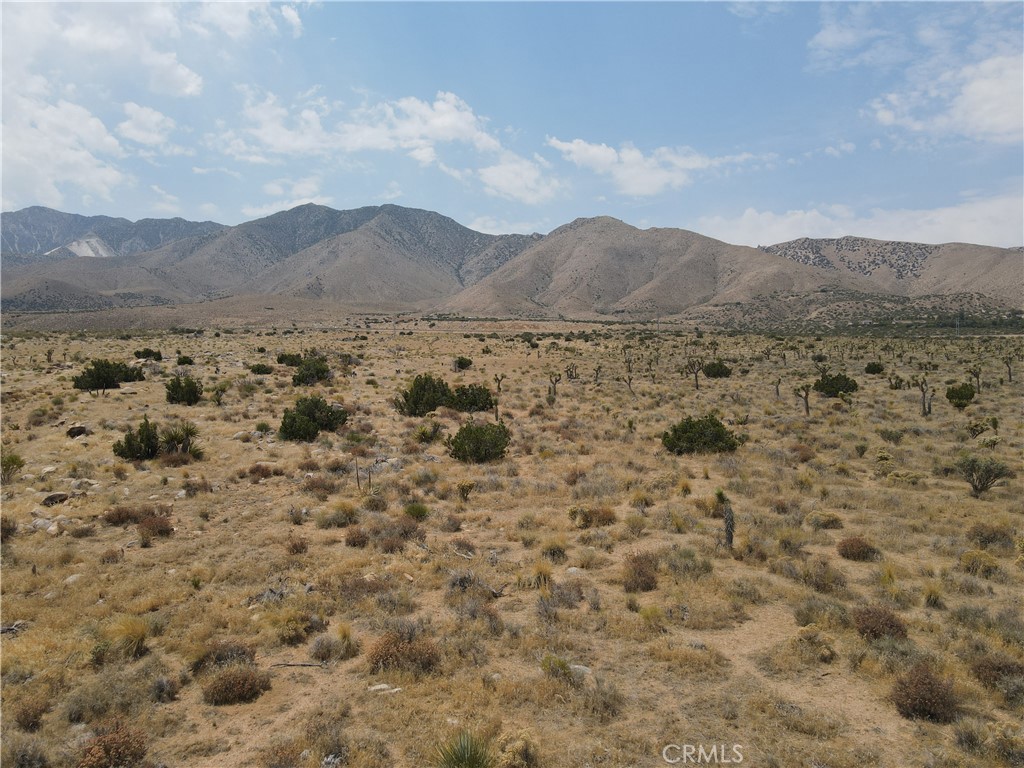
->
761, 236, 1023, 305
1, 204, 1019, 325
0, 206, 224, 266
439, 217, 883, 319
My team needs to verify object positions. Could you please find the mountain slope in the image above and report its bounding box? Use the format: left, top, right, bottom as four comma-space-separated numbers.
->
440, 217, 881, 319
761, 237, 1023, 305
0, 206, 224, 266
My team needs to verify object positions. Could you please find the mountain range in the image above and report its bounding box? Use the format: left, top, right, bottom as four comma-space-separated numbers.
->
2, 204, 1020, 327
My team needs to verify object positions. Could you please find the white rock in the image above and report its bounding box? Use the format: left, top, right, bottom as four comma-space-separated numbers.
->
64, 573, 81, 585
46, 524, 62, 536
367, 683, 391, 692
40, 466, 57, 476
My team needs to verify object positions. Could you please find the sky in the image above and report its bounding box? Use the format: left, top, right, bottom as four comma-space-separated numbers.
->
2, 1, 1022, 247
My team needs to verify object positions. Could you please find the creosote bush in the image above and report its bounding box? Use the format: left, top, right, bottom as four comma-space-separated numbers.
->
73, 359, 144, 392
701, 359, 732, 378
955, 455, 1014, 497
662, 414, 739, 455
446, 421, 511, 463
165, 374, 203, 405
813, 372, 859, 398
279, 395, 347, 442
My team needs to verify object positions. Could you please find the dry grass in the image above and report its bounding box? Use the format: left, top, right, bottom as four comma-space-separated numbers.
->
0, 322, 1020, 766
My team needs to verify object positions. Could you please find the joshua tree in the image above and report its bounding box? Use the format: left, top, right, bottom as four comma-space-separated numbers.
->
774, 377, 782, 399
548, 372, 561, 400
493, 373, 506, 393
716, 489, 735, 550
795, 383, 811, 416
1002, 355, 1013, 384
681, 357, 704, 390
967, 365, 982, 394
913, 376, 934, 416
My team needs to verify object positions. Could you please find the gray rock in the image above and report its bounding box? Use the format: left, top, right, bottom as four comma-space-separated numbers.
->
41, 492, 70, 507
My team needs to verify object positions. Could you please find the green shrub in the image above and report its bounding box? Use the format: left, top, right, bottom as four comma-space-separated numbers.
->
946, 383, 975, 410
175, 355, 193, 366
279, 396, 347, 442
292, 354, 330, 386
404, 502, 430, 521
446, 421, 511, 463
701, 360, 732, 378
159, 420, 202, 460
813, 372, 859, 398
112, 417, 160, 461
133, 348, 162, 361
662, 414, 739, 455
395, 374, 453, 417
955, 455, 1014, 497
864, 362, 885, 375
1, 448, 26, 484
454, 356, 473, 371
450, 384, 495, 413
73, 360, 144, 392
276, 352, 303, 366
434, 730, 493, 768
249, 363, 273, 375
165, 375, 203, 405
414, 421, 444, 444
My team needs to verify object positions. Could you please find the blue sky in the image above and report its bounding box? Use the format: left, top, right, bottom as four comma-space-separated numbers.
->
2, 2, 1022, 246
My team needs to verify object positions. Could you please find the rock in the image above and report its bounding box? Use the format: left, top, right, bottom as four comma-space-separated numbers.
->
569, 664, 592, 677
46, 524, 62, 536
566, 567, 583, 575
40, 466, 57, 477
232, 431, 251, 441
176, 490, 187, 499
66, 425, 91, 438
64, 573, 81, 585
70, 479, 98, 491
31, 518, 51, 531
42, 492, 69, 507
367, 683, 391, 692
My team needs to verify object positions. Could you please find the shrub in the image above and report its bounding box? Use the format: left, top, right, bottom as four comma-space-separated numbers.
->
662, 414, 739, 455
201, 664, 271, 705
454, 356, 473, 371
450, 384, 495, 413
189, 640, 256, 675
837, 536, 881, 562
434, 730, 493, 768
133, 348, 161, 361
959, 549, 1000, 578
76, 721, 147, 768
1, 447, 26, 484
623, 551, 659, 593
864, 361, 885, 375
2, 732, 51, 768
249, 363, 273, 375
138, 512, 173, 542
966, 522, 1015, 550
165, 375, 203, 405
366, 624, 440, 674
813, 372, 859, 398
279, 396, 347, 441
414, 421, 444, 444
159, 420, 202, 460
316, 503, 358, 529
1, 513, 17, 542
956, 455, 1014, 497
568, 505, 616, 529
805, 511, 843, 530
404, 502, 430, 521
105, 615, 149, 659
891, 662, 960, 722
175, 355, 193, 366
446, 421, 511, 463
276, 352, 303, 366
395, 374, 453, 417
112, 417, 160, 461
946, 383, 975, 410
73, 360, 144, 392
292, 354, 330, 386
970, 652, 1024, 706
701, 360, 732, 378
345, 527, 369, 548
853, 605, 907, 641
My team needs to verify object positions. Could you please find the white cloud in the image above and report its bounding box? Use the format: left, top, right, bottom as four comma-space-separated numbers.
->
378, 182, 403, 201
548, 137, 763, 196
478, 153, 561, 204
191, 2, 277, 40
2, 96, 128, 210
807, 4, 908, 71
280, 5, 303, 38
117, 103, 176, 146
468, 215, 549, 235
150, 185, 181, 215
198, 202, 221, 218
694, 193, 1024, 248
242, 175, 330, 218
192, 165, 243, 179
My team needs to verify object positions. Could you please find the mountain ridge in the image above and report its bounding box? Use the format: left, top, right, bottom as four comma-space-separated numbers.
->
2, 204, 1020, 325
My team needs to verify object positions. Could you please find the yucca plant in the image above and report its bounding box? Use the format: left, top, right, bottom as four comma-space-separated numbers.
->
434, 730, 494, 768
